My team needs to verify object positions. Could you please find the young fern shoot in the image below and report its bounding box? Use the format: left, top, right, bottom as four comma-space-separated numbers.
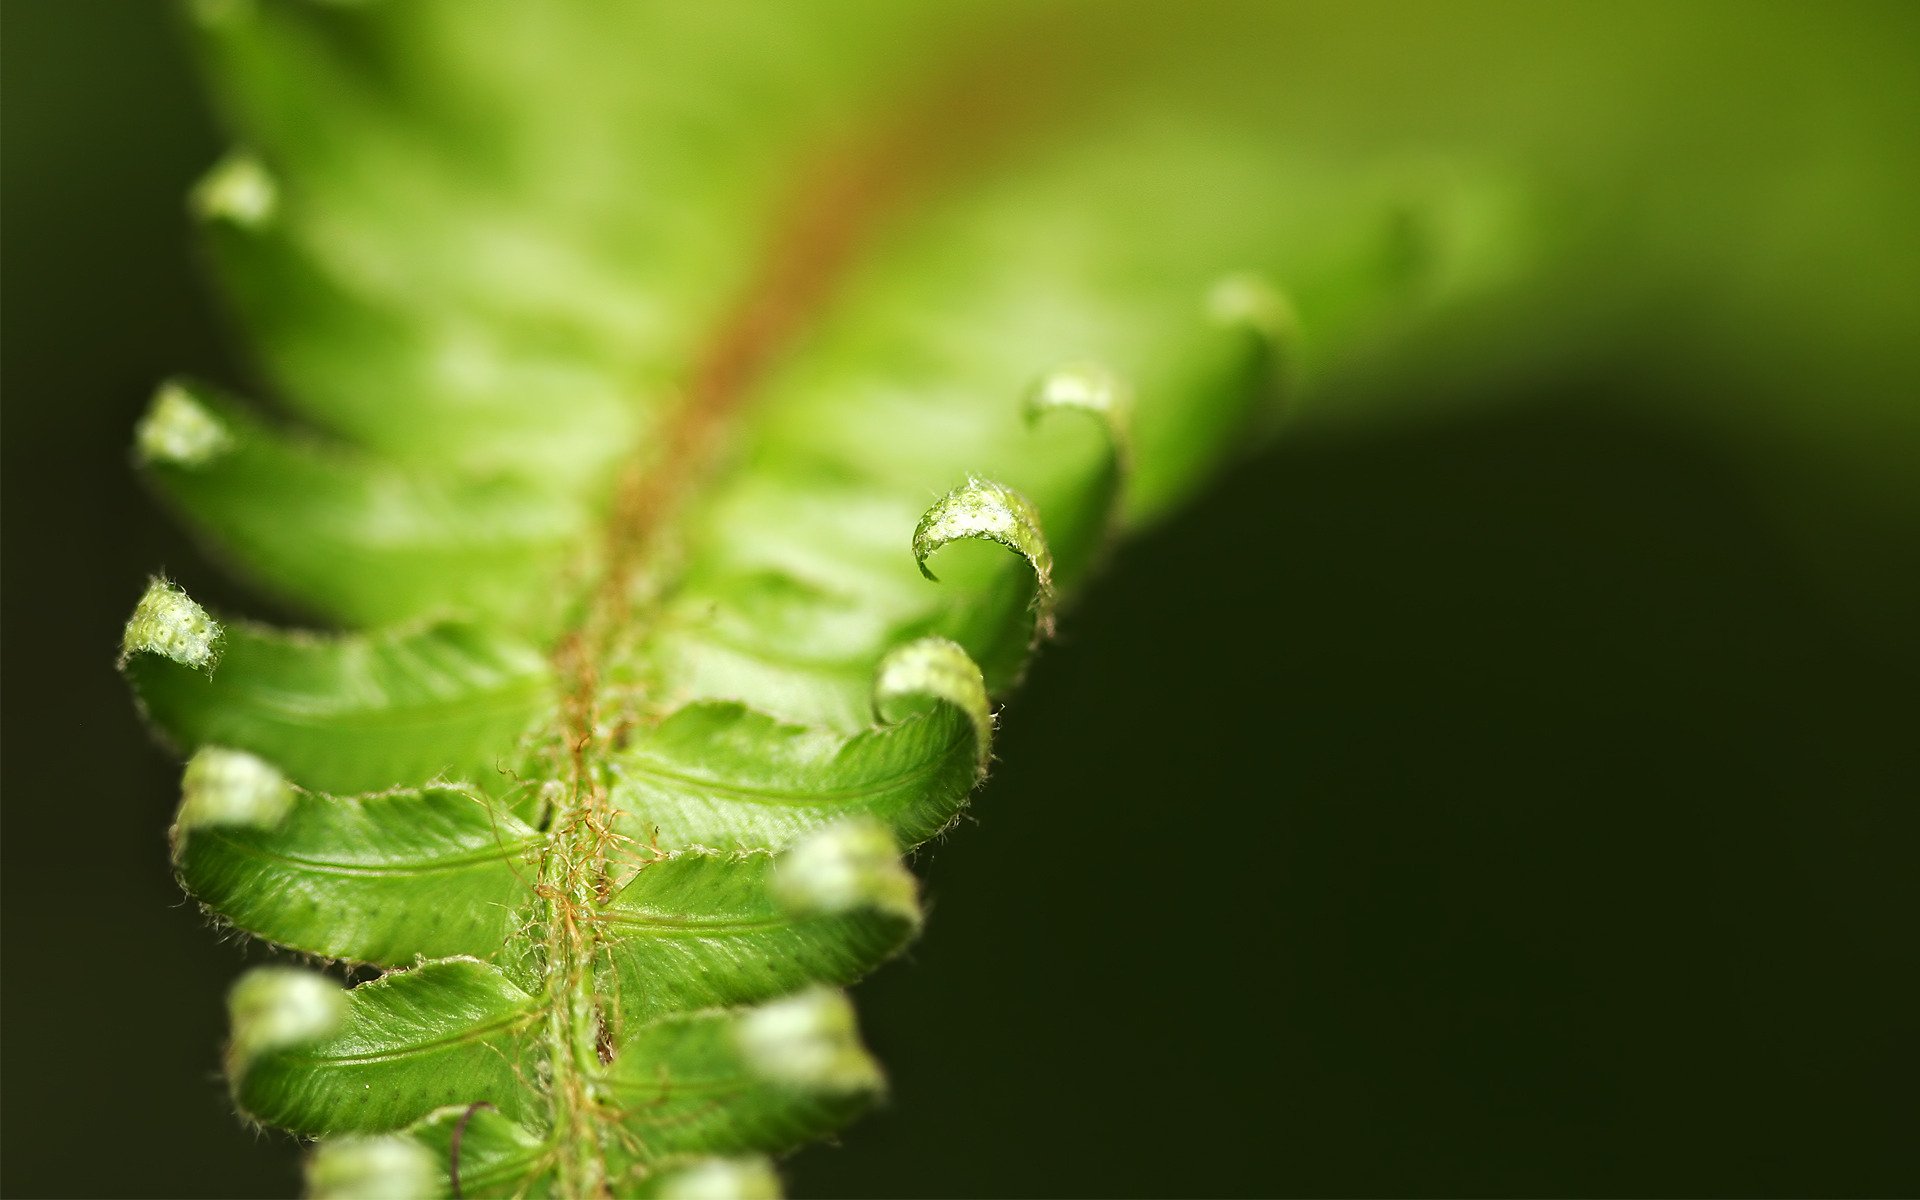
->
122, 2, 1520, 1195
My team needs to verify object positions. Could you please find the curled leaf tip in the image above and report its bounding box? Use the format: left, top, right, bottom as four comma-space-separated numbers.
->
1206, 270, 1298, 342
773, 819, 920, 925
652, 1158, 783, 1200
121, 578, 224, 672
735, 987, 883, 1095
192, 152, 277, 228
1024, 360, 1132, 444
137, 382, 234, 467
305, 1135, 438, 1200
228, 967, 347, 1065
873, 637, 992, 771
912, 476, 1054, 600
175, 748, 294, 847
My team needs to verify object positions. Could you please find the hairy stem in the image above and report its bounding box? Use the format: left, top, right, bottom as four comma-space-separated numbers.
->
525, 42, 1019, 1185
540, 632, 615, 1197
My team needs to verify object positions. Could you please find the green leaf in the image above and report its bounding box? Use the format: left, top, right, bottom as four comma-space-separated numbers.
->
172, 748, 540, 966
395, 1106, 555, 1200
121, 3, 1548, 1193
123, 580, 551, 794
230, 959, 541, 1136
609, 637, 989, 850
137, 380, 593, 629
598, 820, 921, 1023
600, 990, 884, 1168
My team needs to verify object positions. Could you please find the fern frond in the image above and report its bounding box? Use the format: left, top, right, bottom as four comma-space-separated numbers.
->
122, 2, 1526, 1194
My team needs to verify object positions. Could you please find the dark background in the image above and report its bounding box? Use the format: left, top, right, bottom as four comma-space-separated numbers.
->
4, 4, 1915, 1198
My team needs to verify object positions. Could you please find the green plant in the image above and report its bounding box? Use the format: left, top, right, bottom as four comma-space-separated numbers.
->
116, 3, 1545, 1196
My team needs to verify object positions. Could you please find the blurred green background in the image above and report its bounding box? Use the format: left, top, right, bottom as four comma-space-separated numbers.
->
3, 2, 1915, 1197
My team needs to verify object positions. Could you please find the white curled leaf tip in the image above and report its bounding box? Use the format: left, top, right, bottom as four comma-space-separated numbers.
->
228, 967, 347, 1064
305, 1136, 439, 1200
773, 819, 921, 926
1206, 270, 1299, 343
735, 987, 883, 1095
872, 636, 992, 771
137, 382, 235, 467
654, 1158, 783, 1200
192, 151, 277, 228
912, 476, 1054, 601
121, 578, 225, 672
1024, 361, 1133, 458
176, 747, 294, 842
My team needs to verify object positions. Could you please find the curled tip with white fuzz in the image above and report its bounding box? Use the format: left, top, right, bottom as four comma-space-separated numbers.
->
1024, 361, 1132, 460
137, 383, 234, 468
773, 819, 920, 925
1206, 271, 1299, 343
912, 476, 1053, 596
912, 477, 1058, 641
120, 579, 224, 672
192, 152, 277, 228
305, 1135, 438, 1200
736, 987, 883, 1095
653, 1157, 783, 1200
227, 966, 347, 1065
872, 636, 992, 771
175, 747, 294, 847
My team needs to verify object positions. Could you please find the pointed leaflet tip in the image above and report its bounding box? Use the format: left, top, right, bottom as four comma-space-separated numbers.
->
773, 819, 921, 925
304, 1136, 438, 1200
137, 382, 235, 467
651, 1158, 783, 1200
176, 747, 293, 837
872, 636, 992, 771
120, 579, 224, 672
192, 152, 277, 228
227, 967, 347, 1066
735, 987, 883, 1095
